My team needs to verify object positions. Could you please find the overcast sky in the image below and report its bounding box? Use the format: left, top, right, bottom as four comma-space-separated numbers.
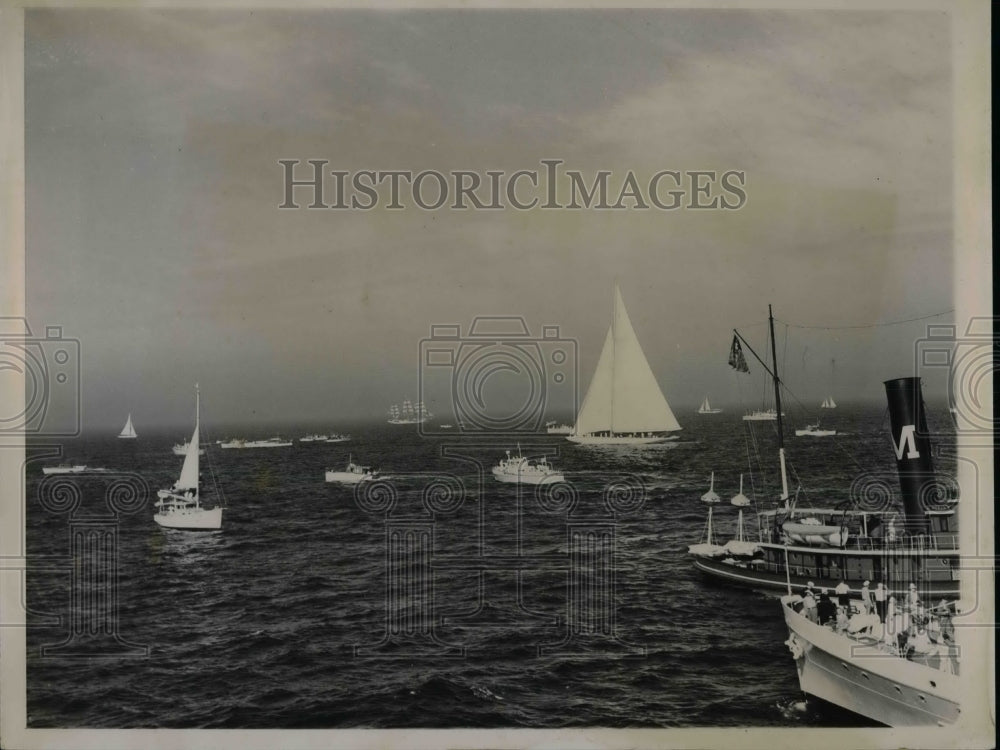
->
25, 8, 954, 430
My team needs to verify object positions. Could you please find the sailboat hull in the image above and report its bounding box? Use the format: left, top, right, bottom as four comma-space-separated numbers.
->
154, 507, 223, 530
567, 434, 679, 445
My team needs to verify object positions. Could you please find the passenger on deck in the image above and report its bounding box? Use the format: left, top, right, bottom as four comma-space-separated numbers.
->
874, 582, 887, 622
861, 580, 873, 614
802, 590, 818, 623
817, 589, 837, 626
835, 580, 850, 610
835, 606, 849, 633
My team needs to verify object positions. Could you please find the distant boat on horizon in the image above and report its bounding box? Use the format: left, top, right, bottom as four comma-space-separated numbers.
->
387, 399, 431, 424
118, 412, 138, 439
220, 437, 292, 449
172, 439, 204, 456
568, 283, 682, 446
697, 396, 723, 414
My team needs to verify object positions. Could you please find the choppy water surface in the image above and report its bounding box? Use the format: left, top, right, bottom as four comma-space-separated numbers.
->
25, 404, 956, 727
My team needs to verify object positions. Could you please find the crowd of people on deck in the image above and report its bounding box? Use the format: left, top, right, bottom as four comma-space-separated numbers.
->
793, 579, 957, 670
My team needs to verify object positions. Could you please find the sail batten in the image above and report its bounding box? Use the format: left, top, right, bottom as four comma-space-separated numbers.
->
573, 283, 680, 436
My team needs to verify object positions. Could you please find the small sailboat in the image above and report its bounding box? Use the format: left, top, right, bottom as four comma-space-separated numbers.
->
568, 283, 682, 445
154, 385, 223, 531
491, 447, 564, 485
325, 454, 378, 484
697, 396, 723, 414
118, 412, 138, 439
821, 359, 837, 408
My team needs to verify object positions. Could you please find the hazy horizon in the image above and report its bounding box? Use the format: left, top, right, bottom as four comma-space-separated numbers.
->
24, 9, 955, 432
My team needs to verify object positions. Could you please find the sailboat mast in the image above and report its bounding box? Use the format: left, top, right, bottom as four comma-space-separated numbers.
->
609, 282, 617, 434
768, 305, 789, 503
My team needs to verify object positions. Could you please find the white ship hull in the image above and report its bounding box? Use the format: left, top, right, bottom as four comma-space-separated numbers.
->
698, 408, 723, 414
567, 434, 679, 445
325, 471, 375, 484
742, 412, 783, 421
154, 507, 223, 531
117, 435, 138, 439
221, 440, 292, 449
781, 596, 959, 727
795, 429, 837, 437
42, 465, 87, 475
491, 469, 564, 485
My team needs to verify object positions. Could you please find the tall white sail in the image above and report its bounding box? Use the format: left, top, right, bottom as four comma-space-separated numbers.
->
176, 388, 200, 491
118, 413, 138, 438
700, 397, 711, 413
573, 283, 681, 438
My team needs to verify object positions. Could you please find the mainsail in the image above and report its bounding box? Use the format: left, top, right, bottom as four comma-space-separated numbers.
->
175, 389, 200, 491
118, 413, 138, 438
574, 284, 681, 436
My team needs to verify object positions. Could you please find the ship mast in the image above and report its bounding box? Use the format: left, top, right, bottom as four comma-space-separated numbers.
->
767, 305, 790, 505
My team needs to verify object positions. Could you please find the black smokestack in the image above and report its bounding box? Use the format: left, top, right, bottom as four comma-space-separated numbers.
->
884, 377, 934, 535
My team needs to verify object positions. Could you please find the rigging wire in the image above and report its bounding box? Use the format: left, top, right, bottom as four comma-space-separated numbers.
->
774, 309, 953, 331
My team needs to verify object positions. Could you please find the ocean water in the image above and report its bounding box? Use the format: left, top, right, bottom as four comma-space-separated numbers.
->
24, 404, 957, 728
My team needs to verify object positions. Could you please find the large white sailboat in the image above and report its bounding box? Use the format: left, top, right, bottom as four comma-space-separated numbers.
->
568, 283, 681, 445
118, 413, 138, 439
154, 385, 223, 531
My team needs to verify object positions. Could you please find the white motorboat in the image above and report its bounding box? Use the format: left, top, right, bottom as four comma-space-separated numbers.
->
299, 434, 328, 443
172, 440, 205, 456
154, 385, 223, 531
220, 437, 292, 449
325, 454, 378, 484
795, 422, 837, 437
742, 409, 782, 421
545, 421, 573, 435
118, 412, 138, 439
325, 433, 351, 443
491, 448, 564, 485
568, 283, 682, 446
42, 464, 89, 475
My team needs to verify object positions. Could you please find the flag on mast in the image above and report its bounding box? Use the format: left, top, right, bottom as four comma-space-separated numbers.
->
729, 336, 750, 373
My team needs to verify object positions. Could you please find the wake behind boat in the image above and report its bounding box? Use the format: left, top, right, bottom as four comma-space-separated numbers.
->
568, 283, 682, 446
491, 448, 564, 485
154, 385, 223, 531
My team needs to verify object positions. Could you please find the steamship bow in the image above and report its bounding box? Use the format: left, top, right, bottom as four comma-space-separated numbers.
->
688, 308, 959, 598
